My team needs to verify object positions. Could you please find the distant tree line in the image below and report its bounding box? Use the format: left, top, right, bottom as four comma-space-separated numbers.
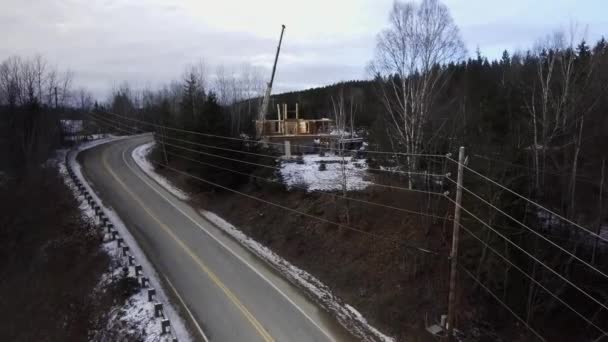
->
0, 55, 81, 173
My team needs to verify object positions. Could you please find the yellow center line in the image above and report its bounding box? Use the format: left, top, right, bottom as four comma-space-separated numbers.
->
101, 149, 275, 342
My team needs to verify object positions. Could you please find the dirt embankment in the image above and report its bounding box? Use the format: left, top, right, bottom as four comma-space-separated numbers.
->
0, 167, 136, 341
199, 189, 451, 341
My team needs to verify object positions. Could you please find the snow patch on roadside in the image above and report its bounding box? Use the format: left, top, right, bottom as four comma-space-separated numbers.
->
64, 133, 109, 142
201, 210, 395, 342
57, 135, 192, 342
132, 141, 190, 200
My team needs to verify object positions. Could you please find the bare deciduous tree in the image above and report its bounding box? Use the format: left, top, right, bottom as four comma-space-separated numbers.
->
369, 0, 465, 188
214, 63, 266, 135
0, 55, 74, 171
0, 55, 72, 108
76, 87, 94, 112
525, 25, 598, 210
331, 87, 350, 224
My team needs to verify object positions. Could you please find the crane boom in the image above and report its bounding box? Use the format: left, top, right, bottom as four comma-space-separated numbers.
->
259, 25, 286, 122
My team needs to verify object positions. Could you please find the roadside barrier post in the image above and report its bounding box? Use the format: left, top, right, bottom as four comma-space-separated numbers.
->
148, 288, 156, 302
154, 303, 163, 317
161, 319, 170, 335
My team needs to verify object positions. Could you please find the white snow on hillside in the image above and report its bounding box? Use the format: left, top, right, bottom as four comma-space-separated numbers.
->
280, 154, 372, 192
132, 141, 190, 201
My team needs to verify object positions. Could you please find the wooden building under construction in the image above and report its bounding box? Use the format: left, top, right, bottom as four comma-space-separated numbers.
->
255, 103, 340, 155
253, 26, 362, 156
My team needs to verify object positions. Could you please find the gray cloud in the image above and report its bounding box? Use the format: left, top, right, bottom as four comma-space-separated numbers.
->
2, 0, 606, 100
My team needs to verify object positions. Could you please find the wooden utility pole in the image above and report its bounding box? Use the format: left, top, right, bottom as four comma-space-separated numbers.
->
54, 86, 58, 109
446, 146, 465, 341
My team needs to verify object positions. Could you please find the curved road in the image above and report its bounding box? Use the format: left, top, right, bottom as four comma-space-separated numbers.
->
79, 135, 354, 342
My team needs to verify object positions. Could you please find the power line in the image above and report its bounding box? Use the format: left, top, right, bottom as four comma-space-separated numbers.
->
447, 156, 607, 244
158, 133, 280, 159
92, 112, 449, 179
444, 175, 608, 279
89, 113, 607, 338
150, 159, 445, 256
90, 113, 447, 198
473, 154, 600, 185
88, 115, 446, 253
100, 110, 449, 158
158, 130, 447, 178
89, 112, 144, 133
457, 263, 546, 341
158, 139, 447, 198
154, 129, 448, 178
89, 115, 448, 218
161, 140, 277, 169
443, 195, 608, 314
151, 128, 447, 178
459, 221, 608, 338
162, 149, 449, 220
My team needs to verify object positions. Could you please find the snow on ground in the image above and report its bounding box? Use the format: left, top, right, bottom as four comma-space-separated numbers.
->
537, 210, 562, 229
56, 135, 192, 342
132, 142, 393, 341
132, 142, 190, 200
536, 209, 608, 250
281, 154, 372, 192
201, 211, 395, 342
60, 119, 84, 132
329, 128, 352, 137
64, 133, 109, 141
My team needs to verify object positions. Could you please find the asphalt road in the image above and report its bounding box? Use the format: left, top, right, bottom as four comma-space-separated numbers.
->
80, 135, 354, 342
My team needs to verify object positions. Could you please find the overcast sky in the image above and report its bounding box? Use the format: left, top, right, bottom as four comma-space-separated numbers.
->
2, 0, 606, 100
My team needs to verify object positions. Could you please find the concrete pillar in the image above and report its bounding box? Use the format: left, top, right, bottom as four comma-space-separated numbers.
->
284, 140, 291, 158
277, 104, 281, 121
283, 103, 288, 134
